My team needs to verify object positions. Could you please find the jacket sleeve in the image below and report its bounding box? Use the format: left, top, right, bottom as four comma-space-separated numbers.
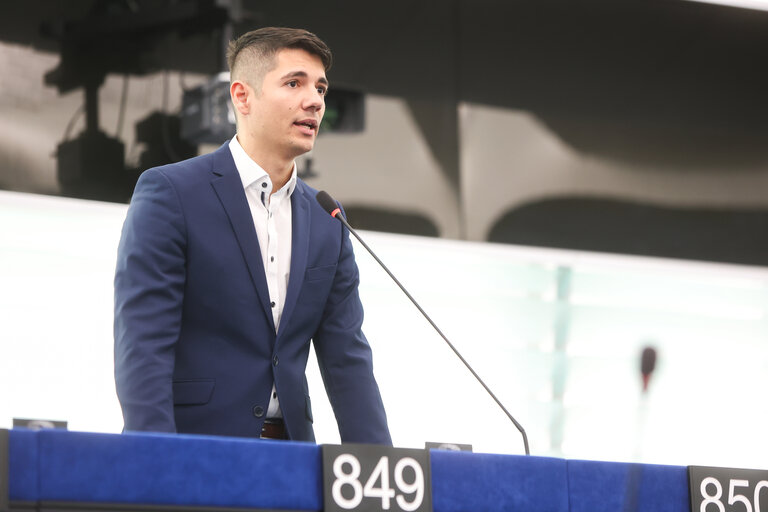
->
312, 220, 392, 445
114, 168, 187, 433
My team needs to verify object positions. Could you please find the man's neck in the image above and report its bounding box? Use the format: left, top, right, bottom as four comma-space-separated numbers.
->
236, 134, 295, 192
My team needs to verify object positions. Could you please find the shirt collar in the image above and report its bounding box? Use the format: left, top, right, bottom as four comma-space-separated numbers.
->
228, 136, 298, 197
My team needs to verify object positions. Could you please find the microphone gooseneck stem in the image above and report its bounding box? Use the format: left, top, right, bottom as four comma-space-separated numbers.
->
335, 213, 530, 456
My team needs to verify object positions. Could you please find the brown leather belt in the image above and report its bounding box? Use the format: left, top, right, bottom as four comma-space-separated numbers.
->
261, 418, 288, 440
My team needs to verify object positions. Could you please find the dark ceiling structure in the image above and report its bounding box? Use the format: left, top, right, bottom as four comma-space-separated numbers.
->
3, 0, 768, 184
2, 0, 768, 263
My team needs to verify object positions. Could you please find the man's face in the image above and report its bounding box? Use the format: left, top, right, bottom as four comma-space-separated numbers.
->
241, 48, 328, 161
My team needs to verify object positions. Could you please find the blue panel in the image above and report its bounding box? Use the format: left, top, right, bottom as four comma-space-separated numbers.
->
567, 459, 690, 512
430, 450, 569, 512
9, 429, 697, 512
8, 429, 38, 501
36, 430, 323, 510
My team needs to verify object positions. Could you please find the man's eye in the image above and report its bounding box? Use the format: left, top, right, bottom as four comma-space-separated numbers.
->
287, 80, 298, 88
317, 87, 327, 95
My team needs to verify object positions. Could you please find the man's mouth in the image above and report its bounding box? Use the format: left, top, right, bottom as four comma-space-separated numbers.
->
295, 119, 318, 133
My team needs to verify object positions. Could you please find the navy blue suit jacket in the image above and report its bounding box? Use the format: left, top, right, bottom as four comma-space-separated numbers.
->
114, 143, 391, 444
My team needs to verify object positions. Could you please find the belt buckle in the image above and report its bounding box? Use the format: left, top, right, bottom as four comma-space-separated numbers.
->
261, 418, 286, 440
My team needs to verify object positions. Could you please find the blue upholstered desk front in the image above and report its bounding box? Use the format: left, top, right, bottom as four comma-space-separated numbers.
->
7, 429, 690, 512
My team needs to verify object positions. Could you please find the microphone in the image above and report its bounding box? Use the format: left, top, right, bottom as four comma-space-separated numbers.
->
316, 190, 530, 455
623, 345, 658, 512
640, 346, 657, 392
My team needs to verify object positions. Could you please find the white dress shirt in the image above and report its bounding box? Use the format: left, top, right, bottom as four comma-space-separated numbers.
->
229, 136, 297, 419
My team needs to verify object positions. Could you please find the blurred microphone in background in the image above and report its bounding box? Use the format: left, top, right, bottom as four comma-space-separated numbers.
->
623, 344, 659, 512
636, 344, 658, 457
641, 346, 657, 393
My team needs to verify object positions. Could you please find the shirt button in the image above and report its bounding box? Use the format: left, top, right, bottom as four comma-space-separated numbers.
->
273, 355, 279, 367
270, 301, 276, 308
270, 256, 274, 262
252, 406, 264, 418
261, 182, 267, 188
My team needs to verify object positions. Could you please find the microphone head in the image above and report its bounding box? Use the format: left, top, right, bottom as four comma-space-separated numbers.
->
316, 190, 339, 216
640, 346, 657, 392
641, 347, 656, 376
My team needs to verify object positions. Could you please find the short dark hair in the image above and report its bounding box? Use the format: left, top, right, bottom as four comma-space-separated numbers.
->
226, 27, 332, 87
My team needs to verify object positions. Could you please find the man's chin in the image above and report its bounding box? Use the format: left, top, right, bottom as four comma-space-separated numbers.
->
291, 141, 316, 158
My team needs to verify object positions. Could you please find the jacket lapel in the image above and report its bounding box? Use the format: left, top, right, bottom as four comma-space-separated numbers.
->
278, 180, 310, 337
209, 145, 276, 333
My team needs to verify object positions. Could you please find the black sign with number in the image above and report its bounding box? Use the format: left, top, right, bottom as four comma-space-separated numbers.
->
322, 444, 432, 512
1, 429, 9, 512
689, 465, 768, 512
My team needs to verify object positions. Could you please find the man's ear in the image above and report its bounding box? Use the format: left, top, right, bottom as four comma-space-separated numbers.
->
230, 80, 251, 117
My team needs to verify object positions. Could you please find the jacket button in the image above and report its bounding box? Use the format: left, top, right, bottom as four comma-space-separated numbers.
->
273, 355, 279, 367
252, 406, 264, 418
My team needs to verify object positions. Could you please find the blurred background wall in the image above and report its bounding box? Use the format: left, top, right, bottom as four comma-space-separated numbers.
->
2, 0, 768, 466
2, 0, 768, 264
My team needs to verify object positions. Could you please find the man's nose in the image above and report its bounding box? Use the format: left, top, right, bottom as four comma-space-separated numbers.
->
303, 90, 324, 111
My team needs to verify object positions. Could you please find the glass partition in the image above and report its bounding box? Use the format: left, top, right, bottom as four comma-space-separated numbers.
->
1, 190, 766, 469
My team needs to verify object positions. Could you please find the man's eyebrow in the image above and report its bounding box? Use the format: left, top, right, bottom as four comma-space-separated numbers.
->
279, 70, 329, 85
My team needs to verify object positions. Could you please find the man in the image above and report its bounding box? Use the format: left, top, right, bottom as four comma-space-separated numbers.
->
114, 27, 391, 445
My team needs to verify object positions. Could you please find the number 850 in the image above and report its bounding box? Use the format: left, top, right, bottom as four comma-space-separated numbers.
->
700, 477, 768, 512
